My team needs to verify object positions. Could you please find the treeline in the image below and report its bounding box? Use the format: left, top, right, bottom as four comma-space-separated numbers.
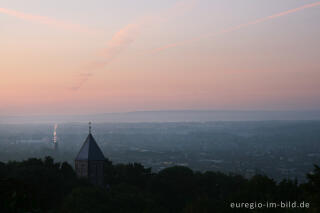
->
0, 157, 319, 213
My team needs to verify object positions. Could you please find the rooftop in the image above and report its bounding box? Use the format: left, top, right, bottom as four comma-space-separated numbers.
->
75, 133, 105, 161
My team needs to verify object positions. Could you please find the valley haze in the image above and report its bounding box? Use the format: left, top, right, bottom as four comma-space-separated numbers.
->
1, 110, 320, 124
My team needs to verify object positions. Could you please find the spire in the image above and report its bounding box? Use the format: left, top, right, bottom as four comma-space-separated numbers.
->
75, 121, 105, 161
75, 132, 105, 161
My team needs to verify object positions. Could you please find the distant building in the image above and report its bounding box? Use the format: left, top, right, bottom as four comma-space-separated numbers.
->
53, 123, 58, 151
54, 141, 58, 152
75, 122, 105, 187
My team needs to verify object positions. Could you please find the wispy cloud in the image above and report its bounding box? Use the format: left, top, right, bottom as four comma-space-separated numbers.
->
0, 7, 92, 33
70, 0, 197, 91
70, 23, 141, 91
153, 1, 320, 52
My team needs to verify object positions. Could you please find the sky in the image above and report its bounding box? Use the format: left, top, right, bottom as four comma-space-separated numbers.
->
1, 0, 320, 116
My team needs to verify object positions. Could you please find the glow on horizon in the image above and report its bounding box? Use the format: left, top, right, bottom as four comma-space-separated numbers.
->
1, 0, 320, 115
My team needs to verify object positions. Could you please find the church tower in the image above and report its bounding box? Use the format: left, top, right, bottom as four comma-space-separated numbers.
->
75, 122, 105, 186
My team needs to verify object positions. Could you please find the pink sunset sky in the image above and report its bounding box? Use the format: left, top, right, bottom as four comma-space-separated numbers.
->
1, 0, 320, 116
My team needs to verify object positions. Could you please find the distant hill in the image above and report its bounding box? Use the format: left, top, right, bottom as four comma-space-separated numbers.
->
1, 110, 320, 123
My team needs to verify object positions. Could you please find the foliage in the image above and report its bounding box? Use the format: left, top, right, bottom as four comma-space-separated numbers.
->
0, 157, 318, 213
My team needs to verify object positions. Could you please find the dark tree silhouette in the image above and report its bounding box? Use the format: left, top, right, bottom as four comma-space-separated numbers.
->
0, 157, 318, 213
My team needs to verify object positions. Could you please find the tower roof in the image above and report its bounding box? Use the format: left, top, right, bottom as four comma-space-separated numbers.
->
75, 133, 105, 161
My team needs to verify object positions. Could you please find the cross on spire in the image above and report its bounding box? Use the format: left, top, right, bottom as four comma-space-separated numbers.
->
89, 122, 92, 134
